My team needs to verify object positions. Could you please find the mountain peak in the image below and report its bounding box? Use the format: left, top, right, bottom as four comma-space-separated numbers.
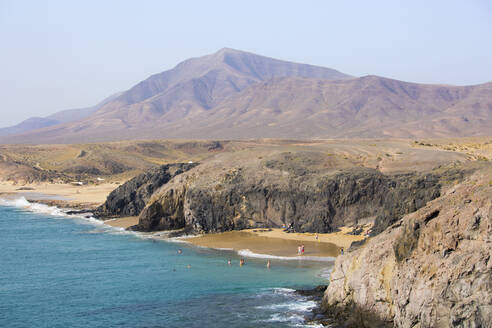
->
214, 47, 243, 56
3, 50, 488, 144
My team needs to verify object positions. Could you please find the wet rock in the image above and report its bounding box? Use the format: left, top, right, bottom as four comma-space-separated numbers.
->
296, 285, 327, 297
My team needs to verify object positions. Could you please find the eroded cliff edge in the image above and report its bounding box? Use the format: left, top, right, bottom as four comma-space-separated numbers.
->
321, 167, 492, 328
95, 163, 198, 218
131, 151, 465, 233
93, 149, 490, 327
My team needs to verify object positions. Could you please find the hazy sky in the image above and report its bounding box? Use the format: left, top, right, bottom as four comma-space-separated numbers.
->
1, 0, 491, 127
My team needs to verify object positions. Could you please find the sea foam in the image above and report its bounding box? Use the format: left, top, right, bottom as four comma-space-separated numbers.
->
237, 249, 335, 262
0, 196, 75, 217
0, 196, 116, 229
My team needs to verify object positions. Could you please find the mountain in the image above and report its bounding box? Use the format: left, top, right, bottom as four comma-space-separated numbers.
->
1, 48, 491, 144
0, 117, 61, 137
0, 92, 122, 137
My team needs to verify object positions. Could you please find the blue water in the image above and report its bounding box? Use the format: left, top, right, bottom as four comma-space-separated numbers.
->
0, 199, 331, 327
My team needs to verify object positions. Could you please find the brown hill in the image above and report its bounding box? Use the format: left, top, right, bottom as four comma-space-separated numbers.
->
0, 92, 122, 137
1, 49, 491, 143
152, 76, 492, 139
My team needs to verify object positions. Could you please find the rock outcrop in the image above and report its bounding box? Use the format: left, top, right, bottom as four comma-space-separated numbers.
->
322, 167, 492, 328
95, 163, 198, 218
132, 152, 464, 233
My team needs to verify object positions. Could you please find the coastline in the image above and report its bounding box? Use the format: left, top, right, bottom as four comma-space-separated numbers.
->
105, 216, 139, 228
0, 204, 332, 328
0, 181, 116, 209
0, 183, 368, 261
103, 217, 368, 259
0, 190, 347, 325
182, 229, 365, 259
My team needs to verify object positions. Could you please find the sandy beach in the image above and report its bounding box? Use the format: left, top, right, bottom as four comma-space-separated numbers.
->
103, 217, 369, 258
0, 182, 116, 208
184, 227, 369, 258
245, 227, 368, 249
105, 216, 139, 228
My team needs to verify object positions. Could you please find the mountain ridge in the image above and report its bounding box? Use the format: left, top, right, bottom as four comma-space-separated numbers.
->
0, 92, 123, 137
1, 48, 490, 144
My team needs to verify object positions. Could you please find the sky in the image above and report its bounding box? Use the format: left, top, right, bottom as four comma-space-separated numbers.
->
1, 0, 491, 127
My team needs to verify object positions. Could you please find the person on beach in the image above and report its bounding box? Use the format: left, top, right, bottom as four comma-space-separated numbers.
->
297, 245, 302, 255
340, 247, 344, 255
301, 244, 305, 255
267, 260, 271, 269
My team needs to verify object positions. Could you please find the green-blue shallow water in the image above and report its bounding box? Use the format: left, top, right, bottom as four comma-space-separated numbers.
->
0, 198, 332, 327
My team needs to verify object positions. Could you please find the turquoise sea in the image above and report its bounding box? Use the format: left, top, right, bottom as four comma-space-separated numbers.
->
0, 198, 332, 327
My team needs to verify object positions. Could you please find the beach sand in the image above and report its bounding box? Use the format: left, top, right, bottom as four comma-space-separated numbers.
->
0, 182, 116, 208
102, 219, 367, 258
185, 228, 368, 258
105, 216, 139, 228
246, 227, 368, 249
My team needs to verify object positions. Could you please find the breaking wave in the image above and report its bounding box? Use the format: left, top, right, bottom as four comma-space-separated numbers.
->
238, 249, 335, 262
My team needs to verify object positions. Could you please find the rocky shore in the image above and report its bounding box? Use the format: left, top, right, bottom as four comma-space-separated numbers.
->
90, 151, 490, 327
321, 167, 492, 327
94, 151, 467, 236
95, 162, 198, 218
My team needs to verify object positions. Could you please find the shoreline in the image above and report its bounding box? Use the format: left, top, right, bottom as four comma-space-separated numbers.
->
0, 185, 368, 261
0, 192, 341, 324
0, 181, 116, 209
105, 216, 139, 228
180, 228, 368, 259
102, 216, 369, 259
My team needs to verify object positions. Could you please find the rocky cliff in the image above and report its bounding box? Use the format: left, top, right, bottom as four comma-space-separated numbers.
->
322, 167, 492, 328
95, 163, 198, 218
131, 151, 465, 233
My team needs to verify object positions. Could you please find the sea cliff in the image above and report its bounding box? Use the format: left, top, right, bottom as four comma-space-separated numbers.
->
92, 150, 491, 327
321, 167, 492, 327
98, 150, 465, 234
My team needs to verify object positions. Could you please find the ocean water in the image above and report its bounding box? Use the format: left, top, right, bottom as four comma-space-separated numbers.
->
0, 198, 333, 328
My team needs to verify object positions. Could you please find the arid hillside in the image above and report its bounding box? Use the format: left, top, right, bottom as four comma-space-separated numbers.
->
1, 49, 490, 144
1, 137, 489, 188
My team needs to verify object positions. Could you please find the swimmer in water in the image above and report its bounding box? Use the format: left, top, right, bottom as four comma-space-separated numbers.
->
187, 264, 191, 269
227, 259, 231, 265
177, 249, 182, 254
240, 259, 245, 266
267, 260, 271, 269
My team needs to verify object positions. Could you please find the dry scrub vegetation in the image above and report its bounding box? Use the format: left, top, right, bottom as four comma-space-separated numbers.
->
0, 137, 489, 185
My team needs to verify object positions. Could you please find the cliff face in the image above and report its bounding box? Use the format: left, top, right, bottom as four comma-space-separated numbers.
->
322, 168, 492, 328
132, 153, 463, 233
95, 163, 198, 217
